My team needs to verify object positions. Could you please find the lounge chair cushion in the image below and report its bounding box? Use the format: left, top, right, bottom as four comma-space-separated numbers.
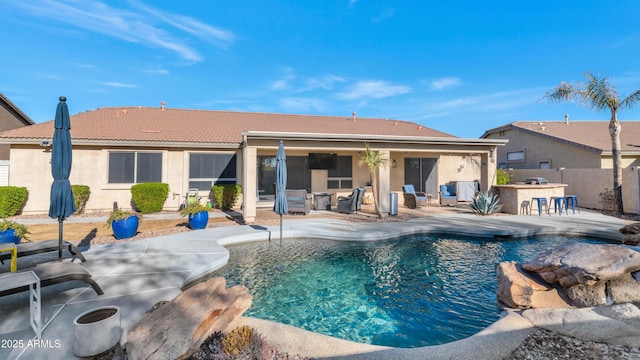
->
0, 240, 86, 264
0, 262, 103, 297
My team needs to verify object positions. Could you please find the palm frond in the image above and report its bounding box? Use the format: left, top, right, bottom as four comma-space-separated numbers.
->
621, 89, 640, 109
584, 72, 619, 111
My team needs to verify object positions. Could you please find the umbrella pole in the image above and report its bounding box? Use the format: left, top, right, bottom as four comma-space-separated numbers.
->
279, 214, 283, 248
58, 217, 63, 262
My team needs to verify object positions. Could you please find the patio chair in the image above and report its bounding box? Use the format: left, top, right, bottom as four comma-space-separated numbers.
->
337, 188, 360, 214
355, 187, 366, 212
439, 184, 457, 207
402, 184, 427, 209
286, 189, 312, 215
0, 262, 104, 297
0, 240, 86, 265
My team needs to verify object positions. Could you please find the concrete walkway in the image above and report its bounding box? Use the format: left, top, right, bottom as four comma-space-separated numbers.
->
0, 210, 634, 359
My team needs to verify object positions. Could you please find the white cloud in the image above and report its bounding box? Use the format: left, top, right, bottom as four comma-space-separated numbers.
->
270, 70, 345, 93
279, 97, 327, 112
8, 0, 236, 62
96, 81, 138, 88
337, 80, 411, 100
429, 77, 462, 91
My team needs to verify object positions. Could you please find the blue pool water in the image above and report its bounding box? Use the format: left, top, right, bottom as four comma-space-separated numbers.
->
212, 234, 612, 348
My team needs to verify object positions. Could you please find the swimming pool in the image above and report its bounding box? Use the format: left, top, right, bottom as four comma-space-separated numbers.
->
212, 234, 612, 348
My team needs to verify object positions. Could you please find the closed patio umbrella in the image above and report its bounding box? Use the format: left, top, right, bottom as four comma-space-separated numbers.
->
274, 141, 287, 247
48, 96, 76, 261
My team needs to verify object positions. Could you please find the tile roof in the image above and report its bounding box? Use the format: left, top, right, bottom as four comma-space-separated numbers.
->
0, 107, 455, 145
483, 121, 640, 152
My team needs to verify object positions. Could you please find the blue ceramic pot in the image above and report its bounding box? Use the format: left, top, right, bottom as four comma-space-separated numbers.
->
0, 229, 21, 244
188, 211, 209, 230
111, 216, 139, 240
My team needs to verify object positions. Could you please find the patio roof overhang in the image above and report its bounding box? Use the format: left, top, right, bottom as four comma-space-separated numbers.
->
0, 138, 241, 149
243, 131, 508, 150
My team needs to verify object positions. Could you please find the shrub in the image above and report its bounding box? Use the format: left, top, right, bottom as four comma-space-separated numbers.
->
0, 186, 28, 218
470, 191, 503, 215
180, 202, 209, 217
495, 168, 511, 185
0, 219, 30, 241
212, 184, 242, 211
71, 184, 91, 214
131, 183, 169, 214
105, 209, 142, 229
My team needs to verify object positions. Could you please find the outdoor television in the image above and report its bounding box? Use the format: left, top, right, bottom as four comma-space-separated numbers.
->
308, 153, 337, 170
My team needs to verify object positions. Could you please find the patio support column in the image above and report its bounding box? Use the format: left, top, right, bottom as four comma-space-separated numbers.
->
480, 151, 495, 192
378, 150, 391, 214
243, 146, 257, 223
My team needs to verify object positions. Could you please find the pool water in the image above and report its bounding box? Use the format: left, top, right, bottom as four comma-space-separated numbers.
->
212, 234, 612, 348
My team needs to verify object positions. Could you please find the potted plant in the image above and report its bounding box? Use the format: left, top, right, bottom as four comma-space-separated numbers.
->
0, 219, 30, 244
180, 202, 209, 230
106, 209, 142, 240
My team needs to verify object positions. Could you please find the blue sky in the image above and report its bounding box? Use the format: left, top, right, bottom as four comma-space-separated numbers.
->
2, 1, 640, 138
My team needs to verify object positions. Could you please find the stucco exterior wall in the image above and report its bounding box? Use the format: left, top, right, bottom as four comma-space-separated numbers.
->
485, 128, 601, 169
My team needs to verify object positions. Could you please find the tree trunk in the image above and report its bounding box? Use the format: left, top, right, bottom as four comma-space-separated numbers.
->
610, 111, 624, 214
371, 173, 382, 218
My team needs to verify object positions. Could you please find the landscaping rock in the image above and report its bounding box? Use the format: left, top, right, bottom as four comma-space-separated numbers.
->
522, 243, 640, 287
619, 223, 640, 245
495, 261, 569, 309
126, 277, 252, 360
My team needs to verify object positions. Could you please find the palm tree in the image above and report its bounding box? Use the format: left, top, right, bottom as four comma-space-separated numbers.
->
358, 143, 388, 218
544, 72, 640, 214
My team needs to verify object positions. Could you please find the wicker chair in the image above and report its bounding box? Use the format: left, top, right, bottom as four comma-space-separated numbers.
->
439, 184, 457, 207
286, 189, 312, 215
402, 184, 427, 209
337, 188, 360, 214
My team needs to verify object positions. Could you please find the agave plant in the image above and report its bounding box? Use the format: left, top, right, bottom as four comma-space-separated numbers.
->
470, 191, 503, 215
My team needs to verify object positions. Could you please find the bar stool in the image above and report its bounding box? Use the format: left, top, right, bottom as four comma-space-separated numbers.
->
564, 195, 580, 214
520, 200, 530, 215
549, 196, 567, 215
530, 197, 549, 216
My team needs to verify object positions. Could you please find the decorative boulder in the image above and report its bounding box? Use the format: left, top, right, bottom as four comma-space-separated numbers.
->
522, 243, 640, 287
496, 243, 640, 309
620, 222, 640, 246
126, 277, 252, 360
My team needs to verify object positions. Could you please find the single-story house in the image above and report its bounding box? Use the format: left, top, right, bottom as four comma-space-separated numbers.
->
0, 105, 506, 222
481, 119, 640, 170
0, 92, 35, 186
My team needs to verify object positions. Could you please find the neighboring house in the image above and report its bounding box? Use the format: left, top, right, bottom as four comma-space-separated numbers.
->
0, 105, 506, 221
0, 92, 35, 185
481, 120, 640, 169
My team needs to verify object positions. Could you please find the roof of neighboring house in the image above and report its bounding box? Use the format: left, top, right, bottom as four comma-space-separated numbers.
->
481, 121, 640, 153
0, 92, 35, 126
0, 106, 456, 145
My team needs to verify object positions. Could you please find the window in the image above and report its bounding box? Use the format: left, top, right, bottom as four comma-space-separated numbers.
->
498, 163, 507, 169
189, 153, 237, 190
327, 156, 352, 189
108, 152, 162, 184
507, 151, 525, 162
539, 161, 551, 169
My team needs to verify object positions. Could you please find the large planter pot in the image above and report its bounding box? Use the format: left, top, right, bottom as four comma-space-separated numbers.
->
0, 229, 21, 244
73, 306, 121, 357
111, 216, 139, 240
188, 211, 209, 230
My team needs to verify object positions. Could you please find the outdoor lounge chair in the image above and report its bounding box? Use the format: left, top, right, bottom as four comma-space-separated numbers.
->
439, 184, 457, 207
0, 262, 104, 297
355, 187, 365, 212
402, 184, 427, 209
0, 240, 86, 265
337, 188, 360, 214
286, 189, 312, 215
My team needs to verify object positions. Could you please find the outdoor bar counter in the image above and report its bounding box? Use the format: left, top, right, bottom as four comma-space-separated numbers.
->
494, 183, 568, 215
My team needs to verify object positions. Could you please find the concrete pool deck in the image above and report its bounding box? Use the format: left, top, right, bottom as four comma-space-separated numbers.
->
0, 210, 635, 359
